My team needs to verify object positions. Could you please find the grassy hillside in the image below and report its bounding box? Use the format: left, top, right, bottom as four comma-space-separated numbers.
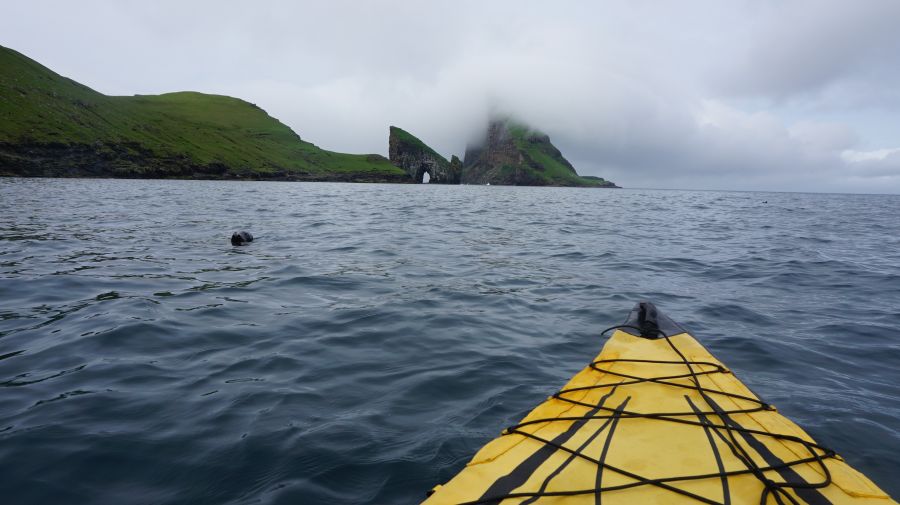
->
389, 126, 449, 164
462, 119, 617, 187
505, 122, 613, 187
0, 45, 408, 181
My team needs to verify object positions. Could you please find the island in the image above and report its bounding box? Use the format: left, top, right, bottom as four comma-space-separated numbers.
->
1, 45, 617, 187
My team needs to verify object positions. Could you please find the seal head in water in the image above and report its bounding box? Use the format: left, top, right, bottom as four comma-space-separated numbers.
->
231, 231, 254, 246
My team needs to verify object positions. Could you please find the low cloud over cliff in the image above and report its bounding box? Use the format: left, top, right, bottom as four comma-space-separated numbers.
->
4, 0, 900, 192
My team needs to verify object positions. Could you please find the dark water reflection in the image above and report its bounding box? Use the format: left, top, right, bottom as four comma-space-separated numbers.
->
0, 179, 898, 503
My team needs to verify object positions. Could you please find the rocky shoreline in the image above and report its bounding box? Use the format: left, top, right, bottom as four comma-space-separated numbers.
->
0, 142, 411, 183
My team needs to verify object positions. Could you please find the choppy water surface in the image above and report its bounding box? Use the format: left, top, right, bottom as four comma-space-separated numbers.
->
1, 179, 898, 503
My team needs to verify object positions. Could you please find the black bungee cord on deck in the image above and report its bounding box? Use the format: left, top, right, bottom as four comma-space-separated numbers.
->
455, 324, 838, 505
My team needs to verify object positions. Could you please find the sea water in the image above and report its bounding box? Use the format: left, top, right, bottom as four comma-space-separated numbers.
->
1, 178, 898, 503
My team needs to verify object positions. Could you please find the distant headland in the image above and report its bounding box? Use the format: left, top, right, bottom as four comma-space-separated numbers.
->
0, 45, 617, 188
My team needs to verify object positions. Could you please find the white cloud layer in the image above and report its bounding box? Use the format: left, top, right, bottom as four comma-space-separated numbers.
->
2, 0, 900, 192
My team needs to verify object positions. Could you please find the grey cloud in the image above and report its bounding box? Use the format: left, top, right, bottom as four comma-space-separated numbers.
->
2, 0, 900, 193
718, 0, 900, 106
844, 151, 900, 179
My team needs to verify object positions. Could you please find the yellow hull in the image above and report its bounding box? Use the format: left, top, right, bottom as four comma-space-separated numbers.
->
424, 303, 896, 505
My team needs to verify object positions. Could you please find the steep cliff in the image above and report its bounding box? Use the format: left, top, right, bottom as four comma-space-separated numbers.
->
388, 126, 460, 184
0, 45, 409, 182
462, 119, 617, 187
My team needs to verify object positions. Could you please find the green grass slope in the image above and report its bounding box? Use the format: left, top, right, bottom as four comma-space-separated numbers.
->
462, 119, 618, 187
505, 122, 615, 187
389, 126, 449, 164
0, 45, 408, 181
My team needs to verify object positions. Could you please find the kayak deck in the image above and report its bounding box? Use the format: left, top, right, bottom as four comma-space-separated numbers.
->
423, 303, 895, 504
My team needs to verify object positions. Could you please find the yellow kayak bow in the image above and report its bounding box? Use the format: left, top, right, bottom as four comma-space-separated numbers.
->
424, 302, 896, 505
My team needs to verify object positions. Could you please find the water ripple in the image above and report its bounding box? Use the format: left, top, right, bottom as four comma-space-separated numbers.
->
0, 179, 899, 503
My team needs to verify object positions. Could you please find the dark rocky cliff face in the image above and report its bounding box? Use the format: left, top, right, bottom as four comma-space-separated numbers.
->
388, 126, 460, 184
462, 121, 542, 185
449, 155, 462, 181
462, 119, 617, 187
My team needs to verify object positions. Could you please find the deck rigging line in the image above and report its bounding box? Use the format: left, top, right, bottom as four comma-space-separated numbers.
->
458, 325, 838, 505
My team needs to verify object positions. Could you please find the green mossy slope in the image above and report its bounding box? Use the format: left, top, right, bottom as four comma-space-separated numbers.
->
0, 45, 408, 181
389, 126, 449, 165
462, 119, 618, 187
507, 122, 592, 186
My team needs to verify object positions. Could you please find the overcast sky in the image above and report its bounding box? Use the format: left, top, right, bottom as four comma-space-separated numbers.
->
3, 0, 900, 193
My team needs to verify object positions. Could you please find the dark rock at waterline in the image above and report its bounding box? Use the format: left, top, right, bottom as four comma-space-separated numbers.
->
231, 231, 253, 246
